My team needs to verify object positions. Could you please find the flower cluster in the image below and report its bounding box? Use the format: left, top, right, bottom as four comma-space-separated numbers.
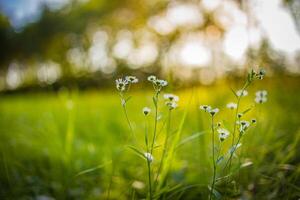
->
147, 75, 168, 92
238, 120, 250, 134
115, 76, 138, 92
164, 94, 179, 110
200, 105, 219, 116
255, 90, 268, 104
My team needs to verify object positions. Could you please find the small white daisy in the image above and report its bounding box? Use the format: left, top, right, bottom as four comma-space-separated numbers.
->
164, 94, 179, 102
217, 128, 230, 142
142, 107, 151, 116
209, 108, 219, 116
236, 90, 248, 97
147, 75, 156, 82
115, 78, 128, 91
126, 76, 138, 83
226, 102, 237, 110
255, 96, 267, 104
166, 101, 178, 110
200, 105, 211, 112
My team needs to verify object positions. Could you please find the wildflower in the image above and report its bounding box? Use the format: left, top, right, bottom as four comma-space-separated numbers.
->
126, 76, 138, 83
156, 79, 168, 87
144, 152, 154, 163
236, 90, 248, 97
239, 120, 250, 134
226, 102, 237, 110
251, 118, 257, 124
209, 108, 219, 116
255, 90, 268, 104
238, 113, 243, 118
200, 105, 211, 112
217, 128, 230, 142
255, 96, 267, 104
164, 94, 179, 102
166, 101, 178, 110
115, 78, 128, 92
143, 107, 151, 116
256, 69, 266, 79
147, 75, 156, 82
255, 90, 267, 97
217, 122, 222, 127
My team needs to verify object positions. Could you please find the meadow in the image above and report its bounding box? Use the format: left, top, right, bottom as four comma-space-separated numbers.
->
0, 76, 299, 199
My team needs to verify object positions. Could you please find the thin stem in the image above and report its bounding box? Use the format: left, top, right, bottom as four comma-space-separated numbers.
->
227, 82, 249, 172
154, 109, 171, 190
147, 160, 153, 200
209, 116, 216, 200
150, 91, 159, 154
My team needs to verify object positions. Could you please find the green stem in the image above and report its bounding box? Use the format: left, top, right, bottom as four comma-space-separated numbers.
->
147, 160, 153, 200
150, 91, 159, 154
209, 116, 216, 200
154, 109, 171, 191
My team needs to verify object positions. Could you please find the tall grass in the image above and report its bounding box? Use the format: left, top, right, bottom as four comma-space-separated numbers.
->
0, 75, 299, 199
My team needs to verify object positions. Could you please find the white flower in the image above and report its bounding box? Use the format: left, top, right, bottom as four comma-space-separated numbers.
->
255, 90, 267, 97
144, 152, 154, 163
217, 128, 230, 142
147, 75, 157, 82
226, 102, 237, 110
166, 101, 178, 110
255, 90, 268, 104
209, 108, 219, 116
236, 90, 248, 97
239, 120, 250, 133
126, 76, 138, 83
199, 105, 211, 112
255, 96, 267, 104
115, 78, 128, 91
164, 94, 179, 102
156, 79, 168, 87
142, 107, 151, 116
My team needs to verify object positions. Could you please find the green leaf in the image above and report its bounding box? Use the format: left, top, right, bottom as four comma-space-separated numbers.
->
176, 131, 207, 149
127, 145, 145, 160
242, 107, 252, 115
75, 161, 112, 177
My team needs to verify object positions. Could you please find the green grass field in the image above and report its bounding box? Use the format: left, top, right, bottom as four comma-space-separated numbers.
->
0, 77, 299, 199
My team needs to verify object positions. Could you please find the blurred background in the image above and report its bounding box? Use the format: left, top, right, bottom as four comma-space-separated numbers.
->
0, 0, 299, 91
0, 0, 300, 199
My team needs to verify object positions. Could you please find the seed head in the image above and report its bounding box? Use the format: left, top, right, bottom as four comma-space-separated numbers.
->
251, 118, 257, 124
238, 113, 243, 118
143, 107, 151, 116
